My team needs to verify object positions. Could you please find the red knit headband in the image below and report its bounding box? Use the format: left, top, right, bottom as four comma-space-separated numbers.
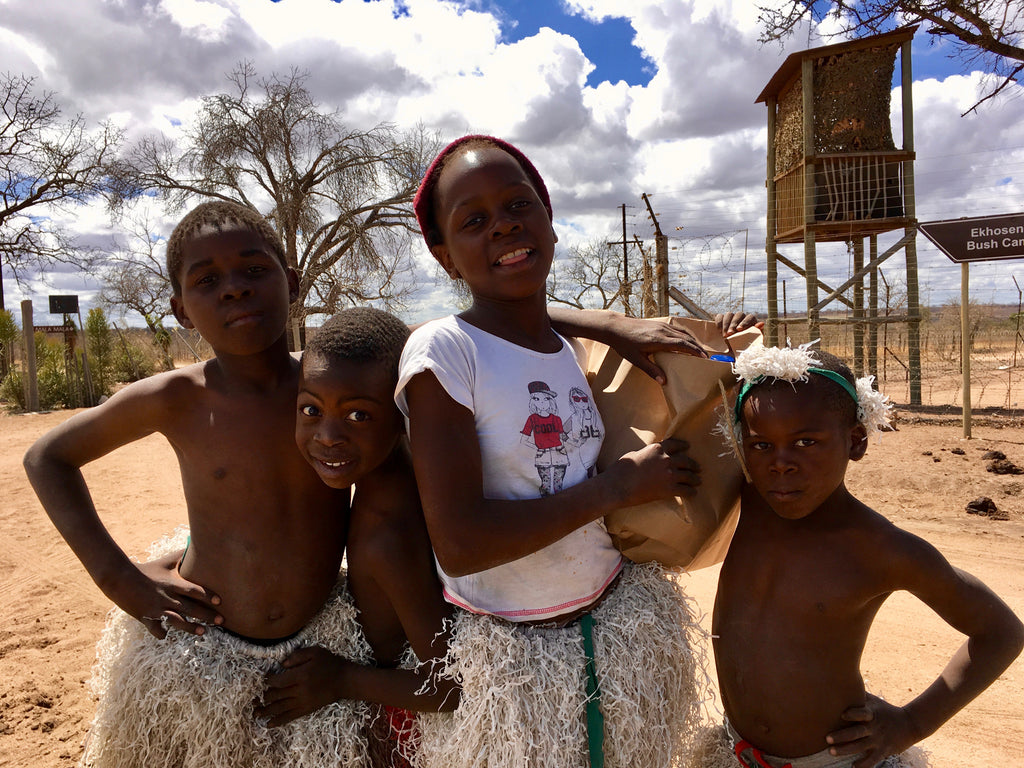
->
413, 134, 554, 248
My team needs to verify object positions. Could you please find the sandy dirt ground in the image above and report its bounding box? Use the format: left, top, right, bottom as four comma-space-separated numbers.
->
1, 408, 1022, 767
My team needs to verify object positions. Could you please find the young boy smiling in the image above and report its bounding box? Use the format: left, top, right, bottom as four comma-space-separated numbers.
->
707, 345, 1023, 768
260, 307, 456, 768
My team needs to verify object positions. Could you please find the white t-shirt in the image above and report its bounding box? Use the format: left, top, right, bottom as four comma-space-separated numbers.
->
395, 315, 623, 622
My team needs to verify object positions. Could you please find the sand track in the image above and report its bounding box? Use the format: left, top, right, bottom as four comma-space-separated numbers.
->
1, 410, 1021, 767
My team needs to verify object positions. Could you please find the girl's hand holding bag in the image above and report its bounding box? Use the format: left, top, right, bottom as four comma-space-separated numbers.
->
581, 317, 762, 569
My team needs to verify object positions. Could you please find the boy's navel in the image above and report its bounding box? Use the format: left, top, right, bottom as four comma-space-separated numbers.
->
213, 467, 227, 480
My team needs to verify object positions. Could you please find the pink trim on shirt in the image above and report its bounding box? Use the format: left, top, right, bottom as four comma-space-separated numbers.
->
442, 560, 623, 621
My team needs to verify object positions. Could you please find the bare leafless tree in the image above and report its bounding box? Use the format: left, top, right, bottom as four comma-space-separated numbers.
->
109, 62, 438, 346
306, 227, 419, 317
546, 239, 640, 313
0, 73, 122, 309
758, 1, 1024, 113
98, 211, 175, 369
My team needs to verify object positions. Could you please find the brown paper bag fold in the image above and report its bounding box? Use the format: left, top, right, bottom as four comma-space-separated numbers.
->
581, 317, 762, 570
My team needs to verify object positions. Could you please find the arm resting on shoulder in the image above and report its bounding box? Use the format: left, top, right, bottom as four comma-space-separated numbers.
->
547, 307, 761, 382
547, 307, 705, 383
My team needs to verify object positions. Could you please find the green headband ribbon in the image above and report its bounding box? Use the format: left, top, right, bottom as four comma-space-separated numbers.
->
734, 367, 859, 421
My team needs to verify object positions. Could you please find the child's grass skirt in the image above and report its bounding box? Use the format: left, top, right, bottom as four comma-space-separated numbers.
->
81, 529, 372, 768
413, 561, 710, 768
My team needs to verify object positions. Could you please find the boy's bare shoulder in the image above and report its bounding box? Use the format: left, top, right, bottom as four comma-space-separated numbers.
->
851, 496, 922, 546
355, 462, 421, 522
848, 496, 958, 587
104, 362, 214, 416
351, 449, 425, 553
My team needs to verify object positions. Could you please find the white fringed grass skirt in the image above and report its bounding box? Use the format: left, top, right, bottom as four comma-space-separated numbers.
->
81, 529, 373, 768
413, 561, 710, 768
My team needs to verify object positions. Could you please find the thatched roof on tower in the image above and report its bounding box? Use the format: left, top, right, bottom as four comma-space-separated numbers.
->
757, 26, 917, 174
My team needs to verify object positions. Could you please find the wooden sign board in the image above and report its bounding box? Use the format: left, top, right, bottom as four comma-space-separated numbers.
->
48, 295, 79, 314
919, 213, 1024, 263
35, 325, 75, 333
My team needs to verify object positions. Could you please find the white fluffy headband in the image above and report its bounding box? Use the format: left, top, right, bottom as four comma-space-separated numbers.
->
731, 341, 893, 439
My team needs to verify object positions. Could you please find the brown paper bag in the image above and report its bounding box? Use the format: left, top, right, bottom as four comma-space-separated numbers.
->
581, 317, 762, 570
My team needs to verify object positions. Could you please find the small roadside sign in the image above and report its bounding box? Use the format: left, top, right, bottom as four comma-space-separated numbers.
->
48, 294, 80, 314
35, 325, 75, 333
919, 213, 1024, 263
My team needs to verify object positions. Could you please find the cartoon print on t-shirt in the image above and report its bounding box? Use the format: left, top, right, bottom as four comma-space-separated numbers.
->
520, 380, 570, 496
563, 386, 602, 478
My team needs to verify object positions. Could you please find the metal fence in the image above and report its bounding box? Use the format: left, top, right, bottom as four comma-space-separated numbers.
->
776, 309, 1023, 412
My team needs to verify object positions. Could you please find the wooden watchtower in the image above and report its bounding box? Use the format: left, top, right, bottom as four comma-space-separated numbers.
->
756, 26, 921, 403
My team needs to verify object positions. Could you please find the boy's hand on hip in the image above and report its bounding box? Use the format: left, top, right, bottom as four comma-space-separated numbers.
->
826, 693, 916, 768
133, 551, 222, 639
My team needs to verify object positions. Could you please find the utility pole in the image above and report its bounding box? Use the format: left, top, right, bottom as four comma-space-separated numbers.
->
620, 204, 631, 317
634, 235, 658, 318
607, 204, 634, 316
642, 193, 670, 316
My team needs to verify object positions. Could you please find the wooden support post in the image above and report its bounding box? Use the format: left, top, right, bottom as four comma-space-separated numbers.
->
76, 309, 96, 406
765, 95, 779, 346
868, 236, 879, 381
802, 59, 819, 341
20, 300, 39, 412
640, 193, 670, 317
655, 233, 669, 317
804, 232, 819, 341
612, 204, 629, 317
961, 262, 971, 438
901, 37, 922, 405
853, 238, 865, 375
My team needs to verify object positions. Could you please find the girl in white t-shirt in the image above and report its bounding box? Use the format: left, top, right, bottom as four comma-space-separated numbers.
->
395, 135, 717, 768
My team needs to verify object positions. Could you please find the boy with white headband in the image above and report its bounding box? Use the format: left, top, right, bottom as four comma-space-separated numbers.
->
704, 344, 1022, 768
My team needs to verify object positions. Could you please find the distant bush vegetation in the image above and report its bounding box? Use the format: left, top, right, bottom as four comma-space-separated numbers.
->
0, 308, 160, 411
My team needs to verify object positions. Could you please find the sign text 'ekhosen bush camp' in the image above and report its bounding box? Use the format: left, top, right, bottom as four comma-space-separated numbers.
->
919, 213, 1024, 263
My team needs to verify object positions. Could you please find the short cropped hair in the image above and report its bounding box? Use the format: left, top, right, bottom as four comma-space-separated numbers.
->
304, 307, 411, 384
413, 135, 553, 249
165, 200, 287, 295
808, 350, 859, 426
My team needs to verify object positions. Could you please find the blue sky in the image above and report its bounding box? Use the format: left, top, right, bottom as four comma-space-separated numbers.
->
489, 1, 654, 86
1, 0, 1022, 324
489, 2, 967, 90
480, 2, 966, 88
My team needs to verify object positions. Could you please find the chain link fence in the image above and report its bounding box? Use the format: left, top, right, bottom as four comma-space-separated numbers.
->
775, 306, 1024, 415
